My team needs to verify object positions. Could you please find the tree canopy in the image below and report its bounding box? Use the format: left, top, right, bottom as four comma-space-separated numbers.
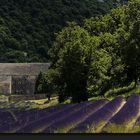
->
0, 0, 121, 62
45, 0, 140, 103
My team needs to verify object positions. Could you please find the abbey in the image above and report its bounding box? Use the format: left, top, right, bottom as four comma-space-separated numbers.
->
0, 63, 50, 95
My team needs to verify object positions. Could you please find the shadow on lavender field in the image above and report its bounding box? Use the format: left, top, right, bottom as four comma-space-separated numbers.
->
0, 94, 140, 133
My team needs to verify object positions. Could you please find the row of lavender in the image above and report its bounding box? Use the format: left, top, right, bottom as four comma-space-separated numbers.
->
68, 94, 140, 133
0, 101, 96, 133
0, 99, 108, 133
0, 94, 140, 133
0, 103, 72, 132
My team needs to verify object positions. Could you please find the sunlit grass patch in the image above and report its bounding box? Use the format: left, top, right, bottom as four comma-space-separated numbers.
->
54, 122, 79, 133
128, 125, 140, 133
0, 96, 72, 110
88, 96, 107, 102
29, 99, 48, 105
29, 97, 59, 109
102, 123, 129, 133
52, 125, 72, 133
102, 123, 140, 133
86, 121, 107, 133
103, 117, 140, 133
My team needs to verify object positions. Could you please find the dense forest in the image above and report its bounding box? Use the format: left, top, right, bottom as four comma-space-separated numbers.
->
0, 0, 125, 62
35, 0, 140, 103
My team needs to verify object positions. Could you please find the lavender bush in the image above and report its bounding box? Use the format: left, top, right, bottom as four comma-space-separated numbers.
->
68, 96, 126, 133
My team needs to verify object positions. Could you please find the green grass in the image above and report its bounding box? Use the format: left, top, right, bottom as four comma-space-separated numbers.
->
88, 96, 107, 102
55, 121, 140, 133
89, 82, 140, 101
88, 93, 120, 102
0, 82, 140, 110
0, 95, 74, 110
104, 82, 135, 97
0, 96, 58, 110
102, 123, 140, 133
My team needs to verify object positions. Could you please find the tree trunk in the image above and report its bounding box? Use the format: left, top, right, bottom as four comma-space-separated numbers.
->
46, 94, 51, 102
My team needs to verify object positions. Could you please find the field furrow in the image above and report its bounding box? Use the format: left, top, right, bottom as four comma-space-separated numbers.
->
68, 96, 126, 133
103, 94, 140, 133
1, 104, 74, 133
16, 102, 90, 133
43, 100, 109, 133
0, 94, 140, 133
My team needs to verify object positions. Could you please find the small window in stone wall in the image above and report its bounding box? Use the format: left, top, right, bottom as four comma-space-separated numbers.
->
12, 76, 36, 95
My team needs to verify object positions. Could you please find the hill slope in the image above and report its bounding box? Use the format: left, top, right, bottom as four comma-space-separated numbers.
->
0, 0, 125, 62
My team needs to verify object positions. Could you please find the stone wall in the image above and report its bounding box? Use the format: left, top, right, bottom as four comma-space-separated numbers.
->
0, 63, 50, 76
12, 76, 36, 95
0, 63, 50, 95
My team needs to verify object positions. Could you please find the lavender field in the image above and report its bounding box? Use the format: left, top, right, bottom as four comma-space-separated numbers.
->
1, 94, 140, 133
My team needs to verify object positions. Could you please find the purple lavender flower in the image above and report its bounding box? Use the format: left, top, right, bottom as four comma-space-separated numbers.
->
104, 94, 140, 132
16, 102, 88, 133
43, 100, 109, 133
68, 96, 126, 133
0, 104, 72, 133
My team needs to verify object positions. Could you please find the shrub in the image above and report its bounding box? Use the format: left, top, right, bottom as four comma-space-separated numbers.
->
105, 82, 135, 97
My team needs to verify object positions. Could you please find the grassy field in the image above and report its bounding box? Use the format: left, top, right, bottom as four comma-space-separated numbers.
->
0, 86, 139, 111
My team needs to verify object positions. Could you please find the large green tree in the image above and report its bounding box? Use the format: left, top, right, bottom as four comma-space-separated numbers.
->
49, 22, 112, 102
37, 0, 140, 102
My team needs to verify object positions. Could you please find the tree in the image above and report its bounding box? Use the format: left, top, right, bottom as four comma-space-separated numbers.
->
118, 0, 140, 86
35, 70, 59, 101
49, 22, 112, 102
45, 0, 140, 101
34, 72, 44, 94
0, 0, 118, 63
50, 22, 91, 103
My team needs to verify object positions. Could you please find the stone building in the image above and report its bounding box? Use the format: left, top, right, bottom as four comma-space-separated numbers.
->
0, 63, 50, 95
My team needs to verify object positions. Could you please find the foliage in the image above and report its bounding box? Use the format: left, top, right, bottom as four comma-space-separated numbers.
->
0, 0, 119, 62
35, 70, 59, 100
50, 23, 93, 103
104, 82, 135, 97
0, 0, 131, 102
49, 22, 112, 103
35, 72, 44, 94
46, 0, 140, 103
